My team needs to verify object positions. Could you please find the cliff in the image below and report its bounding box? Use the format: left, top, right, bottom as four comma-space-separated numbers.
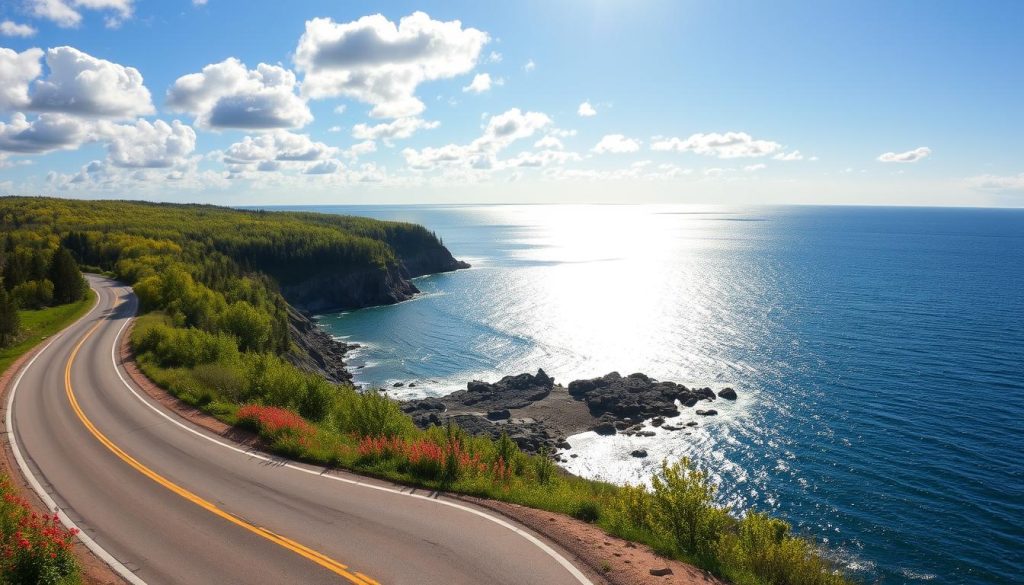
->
280, 233, 469, 314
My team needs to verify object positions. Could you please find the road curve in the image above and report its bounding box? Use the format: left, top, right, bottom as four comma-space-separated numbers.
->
7, 276, 595, 585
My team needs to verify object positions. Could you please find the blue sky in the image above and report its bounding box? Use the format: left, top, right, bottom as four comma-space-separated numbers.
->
0, 0, 1022, 206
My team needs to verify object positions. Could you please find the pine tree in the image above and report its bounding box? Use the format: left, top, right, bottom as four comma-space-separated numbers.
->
48, 247, 86, 305
0, 287, 19, 348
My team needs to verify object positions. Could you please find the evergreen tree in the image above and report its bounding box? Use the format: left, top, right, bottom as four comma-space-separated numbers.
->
48, 247, 86, 305
0, 287, 18, 348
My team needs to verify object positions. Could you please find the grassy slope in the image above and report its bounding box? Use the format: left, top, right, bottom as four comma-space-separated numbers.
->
0, 291, 96, 376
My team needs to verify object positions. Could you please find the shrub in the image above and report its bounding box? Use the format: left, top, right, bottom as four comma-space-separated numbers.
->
650, 458, 729, 560
570, 500, 601, 523
11, 280, 54, 310
0, 476, 81, 585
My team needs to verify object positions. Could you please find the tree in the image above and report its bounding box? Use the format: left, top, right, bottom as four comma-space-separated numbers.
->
48, 247, 85, 305
0, 287, 19, 348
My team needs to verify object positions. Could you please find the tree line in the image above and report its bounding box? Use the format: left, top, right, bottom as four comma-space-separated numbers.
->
0, 237, 87, 347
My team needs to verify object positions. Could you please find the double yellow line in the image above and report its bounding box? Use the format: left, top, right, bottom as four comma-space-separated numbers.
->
64, 308, 379, 585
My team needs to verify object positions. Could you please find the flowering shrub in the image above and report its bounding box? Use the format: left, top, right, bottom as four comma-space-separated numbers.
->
0, 477, 81, 585
236, 404, 313, 440
356, 435, 485, 484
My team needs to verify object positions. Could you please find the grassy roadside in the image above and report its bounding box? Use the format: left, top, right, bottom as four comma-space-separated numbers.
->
0, 291, 96, 377
132, 311, 853, 585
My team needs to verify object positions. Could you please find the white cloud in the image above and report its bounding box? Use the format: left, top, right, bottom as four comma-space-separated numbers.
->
877, 146, 931, 163
28, 46, 154, 118
29, 0, 134, 28
652, 131, 782, 158
463, 72, 499, 93
304, 159, 342, 174
352, 116, 439, 144
1, 21, 37, 37
534, 135, 564, 150
0, 112, 91, 154
193, 0, 208, 5
167, 58, 311, 129
577, 101, 596, 117
402, 107, 551, 170
773, 150, 804, 161
486, 51, 502, 63
523, 59, 536, 72
592, 134, 640, 154
344, 139, 377, 159
333, 104, 347, 114
295, 12, 488, 118
966, 173, 1024, 193
0, 48, 44, 110
224, 130, 336, 166
744, 163, 766, 172
97, 119, 196, 168
29, 0, 81, 27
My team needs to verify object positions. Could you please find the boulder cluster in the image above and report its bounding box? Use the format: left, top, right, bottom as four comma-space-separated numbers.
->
401, 369, 738, 456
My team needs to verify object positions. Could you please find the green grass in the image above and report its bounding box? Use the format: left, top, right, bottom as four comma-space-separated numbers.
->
0, 291, 96, 376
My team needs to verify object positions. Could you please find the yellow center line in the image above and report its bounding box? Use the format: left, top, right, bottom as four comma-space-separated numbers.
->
64, 303, 375, 585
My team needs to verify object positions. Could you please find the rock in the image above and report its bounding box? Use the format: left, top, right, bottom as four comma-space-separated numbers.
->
570, 453, 578, 458
408, 382, 416, 388
650, 567, 673, 577
631, 449, 648, 458
486, 409, 511, 421
661, 424, 680, 431
594, 421, 617, 435
637, 431, 656, 437
651, 416, 665, 427
613, 421, 630, 430
717, 387, 737, 400
686, 421, 699, 427
556, 440, 572, 450
392, 382, 405, 388
695, 409, 718, 416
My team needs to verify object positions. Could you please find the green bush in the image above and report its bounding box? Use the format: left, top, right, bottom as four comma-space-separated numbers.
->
11, 279, 54, 310
651, 458, 730, 560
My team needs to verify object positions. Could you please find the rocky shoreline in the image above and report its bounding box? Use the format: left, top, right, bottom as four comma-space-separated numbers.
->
400, 369, 737, 457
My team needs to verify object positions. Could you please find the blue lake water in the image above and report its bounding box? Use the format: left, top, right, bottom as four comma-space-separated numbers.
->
264, 204, 1023, 585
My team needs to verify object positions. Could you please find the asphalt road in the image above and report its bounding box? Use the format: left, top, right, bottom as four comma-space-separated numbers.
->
7, 276, 594, 585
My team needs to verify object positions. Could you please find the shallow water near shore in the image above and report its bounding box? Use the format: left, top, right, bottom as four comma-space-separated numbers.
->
267, 204, 1023, 585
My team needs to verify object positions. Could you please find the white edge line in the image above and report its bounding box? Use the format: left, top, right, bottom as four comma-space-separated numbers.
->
106, 282, 594, 585
5, 282, 148, 585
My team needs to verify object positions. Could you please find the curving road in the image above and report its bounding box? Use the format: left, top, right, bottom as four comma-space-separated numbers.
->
6, 276, 594, 585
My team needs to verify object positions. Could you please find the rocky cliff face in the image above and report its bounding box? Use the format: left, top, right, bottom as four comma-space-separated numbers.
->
281, 243, 469, 315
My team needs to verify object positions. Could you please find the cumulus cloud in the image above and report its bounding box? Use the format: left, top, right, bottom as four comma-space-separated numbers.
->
96, 119, 196, 168
0, 112, 91, 154
523, 59, 535, 72
351, 116, 439, 144
29, 0, 134, 28
1, 21, 37, 37
651, 131, 781, 158
28, 46, 154, 118
877, 146, 931, 163
463, 72, 499, 93
224, 130, 337, 166
577, 101, 596, 117
592, 134, 640, 154
966, 173, 1024, 193
402, 107, 551, 170
0, 48, 43, 110
295, 12, 488, 118
304, 159, 342, 174
167, 58, 311, 129
534, 135, 563, 150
